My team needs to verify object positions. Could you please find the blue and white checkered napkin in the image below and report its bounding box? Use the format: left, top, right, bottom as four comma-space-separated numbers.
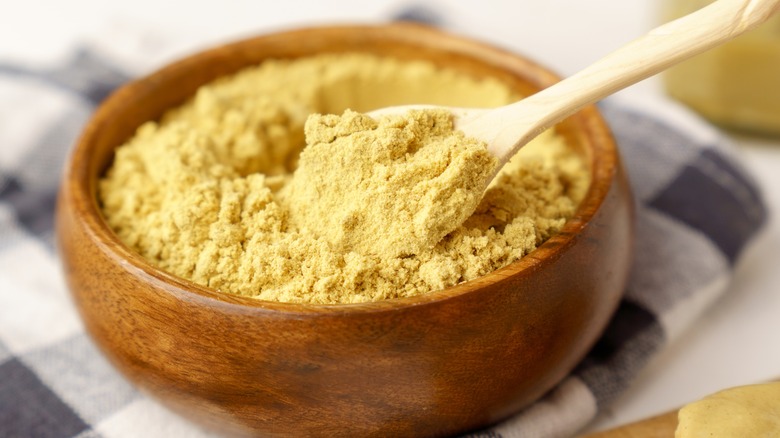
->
0, 35, 767, 438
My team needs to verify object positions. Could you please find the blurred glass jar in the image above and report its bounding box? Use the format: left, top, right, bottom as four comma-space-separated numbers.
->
662, 0, 780, 136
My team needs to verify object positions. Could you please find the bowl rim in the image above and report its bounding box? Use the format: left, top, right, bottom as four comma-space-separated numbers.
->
62, 23, 619, 315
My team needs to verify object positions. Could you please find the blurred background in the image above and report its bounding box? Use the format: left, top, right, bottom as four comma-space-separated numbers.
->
2, 0, 779, 433
0, 0, 659, 97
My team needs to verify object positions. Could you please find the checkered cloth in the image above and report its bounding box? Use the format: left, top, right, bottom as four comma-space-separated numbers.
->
0, 35, 768, 438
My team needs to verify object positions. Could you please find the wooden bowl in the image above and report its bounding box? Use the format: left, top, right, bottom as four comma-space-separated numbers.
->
56, 24, 633, 437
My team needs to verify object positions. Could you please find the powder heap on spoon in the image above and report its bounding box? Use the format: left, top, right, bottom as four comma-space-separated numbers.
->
283, 109, 496, 258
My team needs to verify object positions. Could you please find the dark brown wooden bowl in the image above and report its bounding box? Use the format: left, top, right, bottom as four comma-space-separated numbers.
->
56, 24, 633, 437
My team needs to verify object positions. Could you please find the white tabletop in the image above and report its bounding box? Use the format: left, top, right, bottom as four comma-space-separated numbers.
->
3, 0, 779, 433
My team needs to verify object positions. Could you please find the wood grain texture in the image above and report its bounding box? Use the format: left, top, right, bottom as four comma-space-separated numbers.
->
55, 24, 634, 437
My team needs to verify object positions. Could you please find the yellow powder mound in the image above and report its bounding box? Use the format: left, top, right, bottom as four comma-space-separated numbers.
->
283, 109, 497, 257
676, 382, 780, 437
99, 53, 589, 304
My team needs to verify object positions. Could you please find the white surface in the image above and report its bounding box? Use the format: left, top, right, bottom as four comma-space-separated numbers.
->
2, 0, 779, 434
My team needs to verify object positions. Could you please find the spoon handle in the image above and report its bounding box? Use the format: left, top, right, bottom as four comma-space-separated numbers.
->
472, 0, 780, 161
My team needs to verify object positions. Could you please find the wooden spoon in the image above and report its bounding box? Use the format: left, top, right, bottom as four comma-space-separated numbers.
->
372, 0, 780, 177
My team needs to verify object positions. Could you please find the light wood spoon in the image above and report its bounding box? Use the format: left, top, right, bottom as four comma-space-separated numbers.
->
372, 0, 780, 177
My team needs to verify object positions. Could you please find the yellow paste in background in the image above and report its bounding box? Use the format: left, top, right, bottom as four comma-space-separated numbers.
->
663, 0, 780, 135
99, 53, 588, 304
676, 382, 780, 437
